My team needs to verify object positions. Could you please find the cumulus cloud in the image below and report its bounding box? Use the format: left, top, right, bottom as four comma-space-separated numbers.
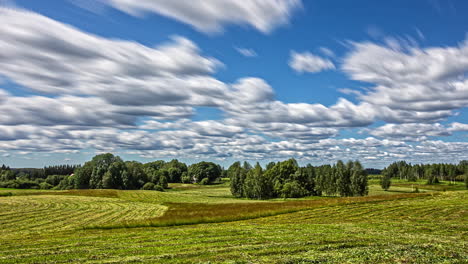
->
342, 39, 468, 123
101, 0, 302, 34
289, 51, 335, 73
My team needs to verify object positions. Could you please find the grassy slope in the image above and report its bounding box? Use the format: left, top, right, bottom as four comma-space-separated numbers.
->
0, 180, 466, 263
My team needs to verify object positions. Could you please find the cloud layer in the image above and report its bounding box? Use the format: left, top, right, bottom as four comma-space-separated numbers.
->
0, 7, 467, 167
101, 0, 302, 34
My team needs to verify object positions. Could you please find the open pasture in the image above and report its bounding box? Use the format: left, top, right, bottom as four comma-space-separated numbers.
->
0, 181, 467, 263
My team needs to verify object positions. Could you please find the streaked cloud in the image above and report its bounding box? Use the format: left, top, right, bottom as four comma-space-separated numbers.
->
0, 6, 467, 167
101, 0, 302, 34
235, 47, 257, 57
289, 51, 335, 73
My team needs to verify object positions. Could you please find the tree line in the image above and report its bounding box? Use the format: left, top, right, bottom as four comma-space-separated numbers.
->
2, 156, 467, 196
380, 160, 468, 190
229, 159, 368, 199
0, 164, 81, 189
0, 154, 222, 190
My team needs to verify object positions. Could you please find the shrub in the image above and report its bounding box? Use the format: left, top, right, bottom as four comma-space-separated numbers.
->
181, 175, 191, 184
153, 185, 164, 192
142, 182, 155, 190
159, 176, 168, 189
39, 182, 53, 190
281, 181, 308, 198
45, 175, 66, 186
0, 179, 40, 189
199, 178, 209, 185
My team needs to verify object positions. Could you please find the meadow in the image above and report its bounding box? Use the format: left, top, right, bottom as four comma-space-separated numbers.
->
0, 179, 466, 263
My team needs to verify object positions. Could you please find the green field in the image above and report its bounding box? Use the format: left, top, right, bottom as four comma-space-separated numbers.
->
0, 180, 467, 263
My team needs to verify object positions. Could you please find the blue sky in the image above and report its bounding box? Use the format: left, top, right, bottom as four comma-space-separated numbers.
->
0, 0, 467, 168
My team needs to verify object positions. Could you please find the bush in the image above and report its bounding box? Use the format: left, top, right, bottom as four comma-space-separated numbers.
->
39, 182, 53, 190
142, 182, 155, 190
153, 185, 164, 192
281, 181, 308, 198
199, 178, 209, 185
159, 176, 168, 189
0, 179, 40, 189
45, 175, 66, 186
181, 175, 191, 184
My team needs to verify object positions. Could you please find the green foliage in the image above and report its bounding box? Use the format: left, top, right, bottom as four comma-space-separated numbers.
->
199, 178, 209, 185
45, 175, 66, 186
0, 169, 15, 181
56, 174, 76, 190
66, 154, 180, 190
188, 161, 222, 184
102, 161, 126, 189
230, 159, 368, 199
381, 170, 392, 191
181, 173, 191, 184
280, 181, 308, 198
0, 179, 41, 189
159, 175, 169, 189
243, 163, 272, 199
163, 159, 187, 183
351, 161, 368, 196
228, 161, 247, 197
383, 160, 468, 183
142, 182, 155, 190
153, 185, 165, 192
39, 182, 53, 190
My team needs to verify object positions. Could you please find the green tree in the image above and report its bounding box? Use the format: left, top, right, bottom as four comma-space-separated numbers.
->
188, 161, 222, 184
243, 163, 272, 199
350, 161, 368, 196
280, 181, 308, 198
381, 169, 391, 191
142, 182, 155, 190
228, 162, 247, 197
159, 175, 168, 189
336, 160, 351, 197
125, 161, 147, 189
163, 159, 187, 183
102, 161, 126, 189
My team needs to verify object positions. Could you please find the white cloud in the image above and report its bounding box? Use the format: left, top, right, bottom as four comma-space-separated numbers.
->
0, 7, 467, 166
367, 123, 451, 141
318, 47, 335, 57
449, 122, 468, 132
0, 8, 225, 107
235, 47, 257, 57
289, 51, 335, 73
342, 38, 468, 123
102, 0, 302, 34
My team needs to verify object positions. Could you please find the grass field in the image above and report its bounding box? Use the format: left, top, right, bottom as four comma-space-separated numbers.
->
0, 180, 467, 263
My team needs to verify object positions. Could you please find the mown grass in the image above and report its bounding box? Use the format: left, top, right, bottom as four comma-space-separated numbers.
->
92, 193, 430, 229
0, 181, 466, 263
